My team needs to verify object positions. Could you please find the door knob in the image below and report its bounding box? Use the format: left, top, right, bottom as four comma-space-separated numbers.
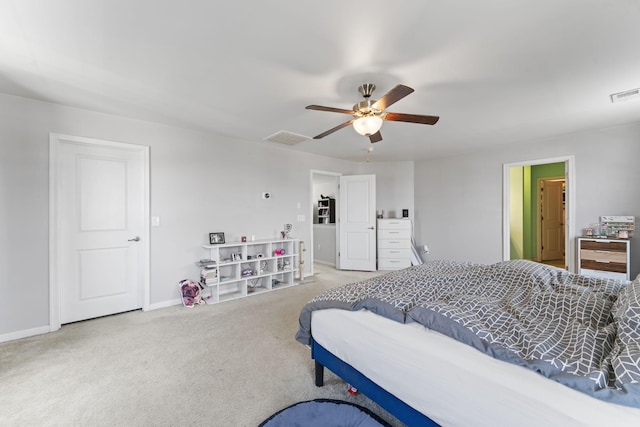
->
128, 236, 140, 242
368, 227, 375, 230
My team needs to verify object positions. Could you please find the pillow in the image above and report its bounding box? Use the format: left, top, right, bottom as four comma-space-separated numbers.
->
611, 279, 640, 386
613, 278, 640, 345
612, 343, 640, 385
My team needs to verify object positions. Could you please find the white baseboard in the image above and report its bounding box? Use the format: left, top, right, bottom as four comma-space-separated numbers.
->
146, 298, 182, 311
314, 260, 336, 266
1, 299, 183, 343
0, 325, 50, 344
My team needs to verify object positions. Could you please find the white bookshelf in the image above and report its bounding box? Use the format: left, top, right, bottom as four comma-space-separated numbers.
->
199, 239, 300, 303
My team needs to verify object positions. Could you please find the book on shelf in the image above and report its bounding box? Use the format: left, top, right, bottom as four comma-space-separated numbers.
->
196, 259, 217, 268
200, 267, 218, 285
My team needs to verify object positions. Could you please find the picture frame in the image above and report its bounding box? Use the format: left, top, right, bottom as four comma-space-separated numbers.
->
231, 252, 243, 261
209, 232, 225, 245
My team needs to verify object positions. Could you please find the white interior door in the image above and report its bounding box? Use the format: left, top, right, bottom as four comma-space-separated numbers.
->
52, 135, 148, 325
339, 174, 376, 271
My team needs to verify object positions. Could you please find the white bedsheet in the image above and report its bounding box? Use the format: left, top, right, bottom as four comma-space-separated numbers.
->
312, 308, 640, 427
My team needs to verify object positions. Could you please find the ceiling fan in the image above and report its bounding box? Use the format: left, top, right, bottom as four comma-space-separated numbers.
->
306, 83, 439, 143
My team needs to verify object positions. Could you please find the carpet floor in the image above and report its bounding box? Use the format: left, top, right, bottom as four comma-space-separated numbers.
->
0, 264, 404, 427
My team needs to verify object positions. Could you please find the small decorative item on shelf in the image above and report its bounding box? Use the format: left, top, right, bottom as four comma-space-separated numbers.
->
274, 248, 285, 256
284, 223, 293, 239
600, 216, 635, 238
209, 232, 225, 245
231, 252, 243, 261
259, 260, 268, 274
241, 236, 247, 242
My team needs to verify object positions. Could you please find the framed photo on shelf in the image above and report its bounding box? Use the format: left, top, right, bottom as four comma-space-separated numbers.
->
209, 232, 225, 245
231, 252, 243, 261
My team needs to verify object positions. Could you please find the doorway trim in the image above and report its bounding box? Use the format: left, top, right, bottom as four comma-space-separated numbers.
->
502, 155, 576, 271
309, 170, 341, 277
49, 134, 151, 332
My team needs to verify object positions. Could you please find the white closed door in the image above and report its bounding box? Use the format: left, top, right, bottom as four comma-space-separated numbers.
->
55, 135, 147, 324
339, 174, 376, 271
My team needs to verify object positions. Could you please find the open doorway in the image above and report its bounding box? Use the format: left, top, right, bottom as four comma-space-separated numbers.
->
503, 156, 576, 272
309, 170, 340, 276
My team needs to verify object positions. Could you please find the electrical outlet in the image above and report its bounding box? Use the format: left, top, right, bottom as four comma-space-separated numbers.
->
297, 215, 305, 222
423, 244, 430, 253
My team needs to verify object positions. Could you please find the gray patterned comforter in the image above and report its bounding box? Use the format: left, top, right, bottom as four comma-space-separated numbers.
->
295, 259, 640, 407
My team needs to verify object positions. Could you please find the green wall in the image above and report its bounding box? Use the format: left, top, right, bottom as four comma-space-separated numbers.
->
510, 162, 565, 261
524, 162, 565, 259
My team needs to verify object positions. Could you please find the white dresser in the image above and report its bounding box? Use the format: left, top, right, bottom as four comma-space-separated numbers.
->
577, 237, 630, 280
377, 219, 412, 270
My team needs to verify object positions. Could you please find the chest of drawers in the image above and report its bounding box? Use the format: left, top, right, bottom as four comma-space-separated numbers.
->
377, 219, 412, 270
577, 238, 630, 280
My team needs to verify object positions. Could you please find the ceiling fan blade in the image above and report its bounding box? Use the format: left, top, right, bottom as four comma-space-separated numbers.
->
384, 112, 440, 125
312, 120, 353, 139
372, 85, 414, 110
369, 131, 383, 143
306, 105, 354, 115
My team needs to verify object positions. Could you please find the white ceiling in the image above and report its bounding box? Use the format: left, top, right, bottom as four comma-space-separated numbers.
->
2, 0, 639, 162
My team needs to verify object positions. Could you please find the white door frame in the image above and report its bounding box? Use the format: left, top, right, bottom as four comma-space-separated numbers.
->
49, 134, 150, 331
502, 155, 575, 272
309, 170, 341, 277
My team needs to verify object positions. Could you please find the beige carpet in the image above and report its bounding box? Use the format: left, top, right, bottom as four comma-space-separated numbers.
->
0, 265, 405, 427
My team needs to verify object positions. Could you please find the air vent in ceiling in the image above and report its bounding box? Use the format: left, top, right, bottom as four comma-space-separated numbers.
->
264, 131, 310, 145
610, 88, 640, 103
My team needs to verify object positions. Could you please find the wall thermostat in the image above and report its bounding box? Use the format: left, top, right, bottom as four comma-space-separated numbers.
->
262, 192, 271, 199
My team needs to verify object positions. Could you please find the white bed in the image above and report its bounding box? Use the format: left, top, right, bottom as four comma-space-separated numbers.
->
312, 308, 640, 427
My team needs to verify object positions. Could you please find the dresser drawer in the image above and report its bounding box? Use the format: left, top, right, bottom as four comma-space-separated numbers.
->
580, 259, 627, 273
378, 248, 412, 259
377, 219, 411, 230
580, 240, 627, 252
378, 259, 412, 270
580, 249, 626, 264
379, 229, 411, 239
377, 238, 411, 249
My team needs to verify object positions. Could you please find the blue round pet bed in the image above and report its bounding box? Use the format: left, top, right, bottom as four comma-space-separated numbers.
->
258, 399, 392, 427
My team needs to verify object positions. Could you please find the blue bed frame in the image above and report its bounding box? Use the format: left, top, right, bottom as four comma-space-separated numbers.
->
311, 338, 440, 427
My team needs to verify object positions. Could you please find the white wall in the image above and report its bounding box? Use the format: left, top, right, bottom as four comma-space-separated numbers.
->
0, 93, 359, 338
414, 122, 640, 278
357, 161, 414, 220
4, 89, 638, 340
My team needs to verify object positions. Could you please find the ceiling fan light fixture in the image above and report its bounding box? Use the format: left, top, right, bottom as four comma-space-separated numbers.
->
353, 115, 383, 136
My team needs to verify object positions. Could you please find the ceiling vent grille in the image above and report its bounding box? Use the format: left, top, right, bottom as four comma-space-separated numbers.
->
264, 131, 310, 145
610, 88, 640, 103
